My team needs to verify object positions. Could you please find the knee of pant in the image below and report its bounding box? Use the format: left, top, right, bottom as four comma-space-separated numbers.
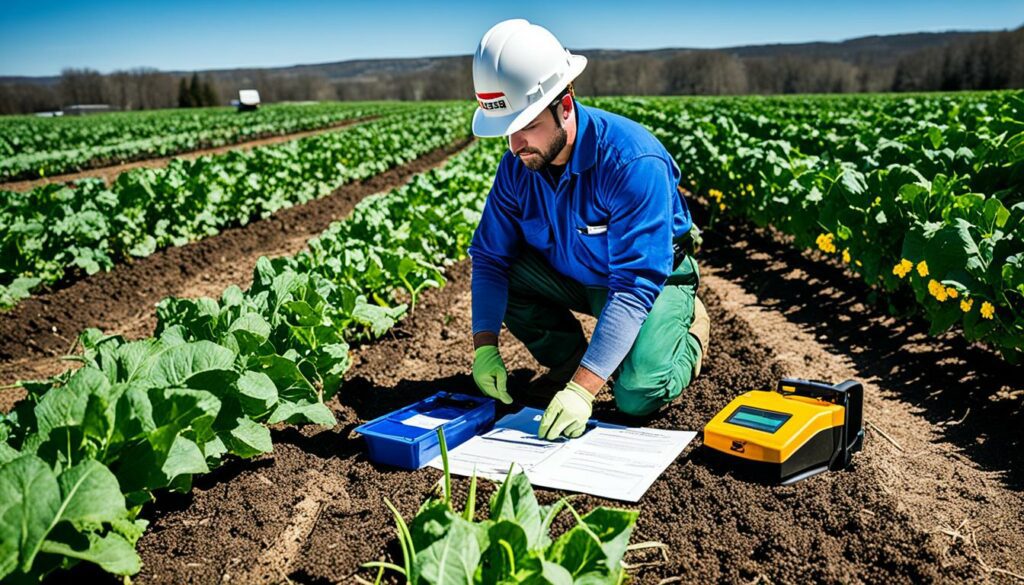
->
612, 377, 671, 417
613, 393, 659, 417
616, 362, 673, 401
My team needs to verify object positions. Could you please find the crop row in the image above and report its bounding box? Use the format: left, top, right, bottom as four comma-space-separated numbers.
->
0, 101, 412, 181
0, 136, 505, 581
593, 92, 1024, 362
0, 103, 473, 308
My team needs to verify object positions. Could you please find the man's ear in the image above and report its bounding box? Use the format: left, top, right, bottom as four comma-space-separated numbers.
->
561, 95, 573, 120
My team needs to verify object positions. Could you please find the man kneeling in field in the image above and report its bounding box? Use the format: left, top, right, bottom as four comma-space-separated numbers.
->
467, 19, 711, 441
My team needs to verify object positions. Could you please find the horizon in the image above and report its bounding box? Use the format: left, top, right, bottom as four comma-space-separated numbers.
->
2, 0, 1022, 77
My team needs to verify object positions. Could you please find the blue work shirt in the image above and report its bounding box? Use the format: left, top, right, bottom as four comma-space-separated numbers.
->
469, 102, 693, 379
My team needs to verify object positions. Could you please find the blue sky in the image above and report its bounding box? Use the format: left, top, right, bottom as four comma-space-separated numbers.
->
1, 0, 1021, 77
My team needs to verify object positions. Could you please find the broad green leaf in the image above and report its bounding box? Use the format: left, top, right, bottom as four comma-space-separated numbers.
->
236, 371, 278, 417
982, 197, 1010, 230
160, 434, 209, 484
515, 556, 574, 585
145, 341, 237, 388
34, 368, 109, 438
490, 472, 544, 549
283, 300, 323, 327
545, 507, 637, 581
0, 443, 19, 466
224, 417, 273, 459
258, 355, 318, 405
148, 388, 220, 433
0, 456, 132, 580
408, 500, 455, 552
227, 313, 271, 354
117, 339, 168, 383
267, 401, 336, 426
40, 530, 140, 576
56, 460, 129, 526
580, 508, 639, 571
0, 455, 59, 578
481, 520, 529, 584
352, 301, 407, 338
546, 524, 605, 579
898, 183, 928, 205
415, 516, 481, 585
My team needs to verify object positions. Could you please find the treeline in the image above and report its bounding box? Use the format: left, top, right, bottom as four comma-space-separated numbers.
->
0, 68, 221, 114
1, 26, 1020, 115
892, 27, 1024, 91
177, 72, 219, 108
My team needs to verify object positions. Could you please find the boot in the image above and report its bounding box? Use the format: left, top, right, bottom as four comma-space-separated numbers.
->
689, 295, 710, 378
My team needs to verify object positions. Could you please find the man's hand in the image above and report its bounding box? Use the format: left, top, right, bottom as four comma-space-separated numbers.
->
538, 381, 594, 440
472, 345, 511, 404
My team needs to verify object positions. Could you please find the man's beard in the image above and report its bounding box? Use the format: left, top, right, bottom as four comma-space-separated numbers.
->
516, 125, 567, 171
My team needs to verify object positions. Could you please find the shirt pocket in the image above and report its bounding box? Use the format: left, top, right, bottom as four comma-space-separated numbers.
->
572, 215, 609, 265
520, 217, 554, 252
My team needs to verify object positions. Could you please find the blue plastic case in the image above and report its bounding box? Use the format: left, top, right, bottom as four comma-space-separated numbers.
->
353, 392, 496, 469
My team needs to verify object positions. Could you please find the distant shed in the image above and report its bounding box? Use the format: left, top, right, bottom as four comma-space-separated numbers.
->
237, 90, 260, 112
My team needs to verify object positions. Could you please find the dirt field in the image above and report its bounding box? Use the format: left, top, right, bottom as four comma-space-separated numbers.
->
130, 248, 1024, 584
4, 151, 1021, 583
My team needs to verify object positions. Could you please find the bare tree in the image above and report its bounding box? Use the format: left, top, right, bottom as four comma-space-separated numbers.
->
58, 68, 108, 105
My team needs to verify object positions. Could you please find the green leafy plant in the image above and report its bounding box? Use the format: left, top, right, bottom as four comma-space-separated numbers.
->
0, 137, 505, 582
365, 427, 640, 584
0, 102, 473, 309
0, 101, 409, 182
594, 91, 1024, 362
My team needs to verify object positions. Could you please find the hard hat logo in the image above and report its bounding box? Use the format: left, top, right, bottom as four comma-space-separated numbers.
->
476, 92, 510, 112
471, 19, 587, 138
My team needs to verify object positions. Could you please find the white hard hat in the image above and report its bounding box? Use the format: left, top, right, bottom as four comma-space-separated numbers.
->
471, 19, 587, 137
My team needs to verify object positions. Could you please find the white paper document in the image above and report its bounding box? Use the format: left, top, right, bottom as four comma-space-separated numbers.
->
399, 413, 451, 429
426, 407, 697, 502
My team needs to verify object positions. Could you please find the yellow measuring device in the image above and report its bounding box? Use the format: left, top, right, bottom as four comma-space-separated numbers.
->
703, 378, 864, 484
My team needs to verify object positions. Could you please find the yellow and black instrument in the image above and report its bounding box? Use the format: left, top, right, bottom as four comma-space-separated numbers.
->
703, 378, 864, 484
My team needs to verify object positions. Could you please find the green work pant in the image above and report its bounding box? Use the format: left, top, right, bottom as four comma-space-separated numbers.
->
504, 249, 703, 416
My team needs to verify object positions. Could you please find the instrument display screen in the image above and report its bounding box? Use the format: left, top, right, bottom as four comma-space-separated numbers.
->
725, 406, 792, 434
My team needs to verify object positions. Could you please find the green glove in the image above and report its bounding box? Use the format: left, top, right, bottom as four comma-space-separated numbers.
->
538, 381, 594, 440
473, 345, 511, 404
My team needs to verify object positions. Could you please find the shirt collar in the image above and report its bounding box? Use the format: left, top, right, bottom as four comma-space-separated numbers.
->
568, 102, 598, 175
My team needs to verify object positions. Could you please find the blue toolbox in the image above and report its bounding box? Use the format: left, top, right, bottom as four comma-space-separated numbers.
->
353, 392, 496, 469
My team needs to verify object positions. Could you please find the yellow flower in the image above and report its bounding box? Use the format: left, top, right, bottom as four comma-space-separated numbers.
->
746, 183, 754, 193
928, 279, 947, 302
842, 249, 851, 264
892, 258, 913, 278
855, 260, 863, 267
945, 287, 958, 299
815, 233, 837, 254
980, 301, 995, 320
960, 298, 973, 313
916, 261, 929, 277
719, 203, 726, 211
